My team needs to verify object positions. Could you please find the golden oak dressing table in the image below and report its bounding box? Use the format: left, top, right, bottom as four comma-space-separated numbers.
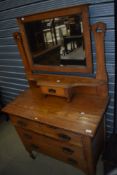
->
2, 4, 109, 175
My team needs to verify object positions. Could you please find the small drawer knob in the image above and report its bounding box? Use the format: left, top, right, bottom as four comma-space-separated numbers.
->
58, 133, 71, 141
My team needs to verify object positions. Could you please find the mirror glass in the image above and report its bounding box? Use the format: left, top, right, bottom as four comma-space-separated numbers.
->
24, 14, 86, 66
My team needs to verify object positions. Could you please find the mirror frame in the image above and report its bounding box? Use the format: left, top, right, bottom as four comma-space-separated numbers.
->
17, 4, 92, 74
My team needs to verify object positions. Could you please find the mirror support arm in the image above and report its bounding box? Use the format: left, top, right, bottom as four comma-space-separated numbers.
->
13, 32, 33, 80
92, 22, 108, 81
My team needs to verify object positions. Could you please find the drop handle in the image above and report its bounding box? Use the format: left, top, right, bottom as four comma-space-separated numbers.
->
47, 125, 58, 129
62, 147, 74, 154
17, 120, 27, 127
48, 88, 56, 94
58, 133, 71, 141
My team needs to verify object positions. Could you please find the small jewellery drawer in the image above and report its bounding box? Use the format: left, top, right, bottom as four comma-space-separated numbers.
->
16, 127, 87, 170
40, 86, 65, 97
39, 85, 73, 102
10, 115, 82, 147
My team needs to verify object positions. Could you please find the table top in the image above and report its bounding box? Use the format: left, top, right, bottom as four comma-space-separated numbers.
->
2, 88, 109, 137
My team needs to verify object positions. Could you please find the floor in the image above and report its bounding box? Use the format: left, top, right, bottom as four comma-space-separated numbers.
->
0, 121, 104, 175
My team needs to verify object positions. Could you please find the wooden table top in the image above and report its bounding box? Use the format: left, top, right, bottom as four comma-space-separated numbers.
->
2, 88, 109, 137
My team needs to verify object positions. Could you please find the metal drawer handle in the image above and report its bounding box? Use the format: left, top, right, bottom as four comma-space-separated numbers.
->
68, 158, 77, 165
62, 147, 74, 154
23, 133, 32, 140
58, 133, 71, 141
17, 120, 27, 127
47, 125, 57, 129
48, 88, 56, 94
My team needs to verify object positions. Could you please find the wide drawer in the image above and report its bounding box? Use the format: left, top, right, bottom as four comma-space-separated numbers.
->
16, 127, 87, 171
10, 115, 82, 147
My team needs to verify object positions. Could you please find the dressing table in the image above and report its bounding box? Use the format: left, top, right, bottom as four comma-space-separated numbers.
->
2, 4, 109, 175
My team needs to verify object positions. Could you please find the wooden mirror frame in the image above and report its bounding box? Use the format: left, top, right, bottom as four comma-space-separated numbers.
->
17, 4, 92, 74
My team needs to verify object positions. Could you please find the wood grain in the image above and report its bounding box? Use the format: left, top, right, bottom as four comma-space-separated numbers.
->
2, 88, 108, 137
2, 4, 109, 175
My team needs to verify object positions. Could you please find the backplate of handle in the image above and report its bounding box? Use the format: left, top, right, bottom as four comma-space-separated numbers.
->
48, 88, 56, 94
62, 147, 74, 154
47, 125, 58, 129
58, 133, 71, 141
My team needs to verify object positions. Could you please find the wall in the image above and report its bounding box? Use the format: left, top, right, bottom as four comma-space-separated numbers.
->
0, 0, 114, 135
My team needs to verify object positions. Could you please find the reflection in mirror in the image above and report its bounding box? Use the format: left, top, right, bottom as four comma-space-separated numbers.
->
24, 14, 86, 66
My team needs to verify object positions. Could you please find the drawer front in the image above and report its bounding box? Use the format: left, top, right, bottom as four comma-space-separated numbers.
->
10, 115, 82, 147
40, 86, 65, 97
16, 127, 87, 171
